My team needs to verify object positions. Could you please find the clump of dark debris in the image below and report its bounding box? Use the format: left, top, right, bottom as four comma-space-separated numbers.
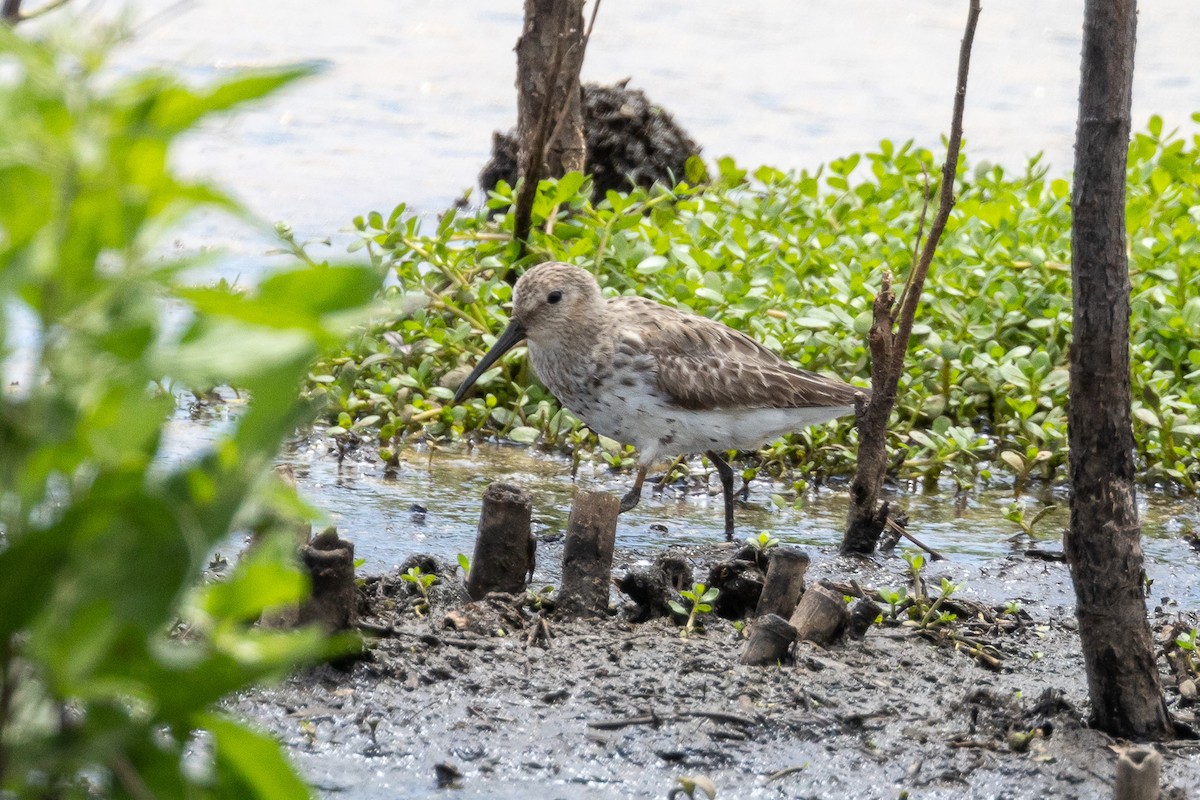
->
479, 81, 701, 202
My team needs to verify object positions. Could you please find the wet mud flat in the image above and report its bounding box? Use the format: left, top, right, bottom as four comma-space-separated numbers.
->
233, 549, 1200, 799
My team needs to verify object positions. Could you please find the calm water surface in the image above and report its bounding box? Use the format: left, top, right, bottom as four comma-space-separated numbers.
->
101, 0, 1200, 275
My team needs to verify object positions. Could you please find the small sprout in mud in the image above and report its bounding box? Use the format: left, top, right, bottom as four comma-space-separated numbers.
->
1006, 728, 1043, 752
1030, 651, 1044, 661
401, 566, 437, 616
300, 719, 317, 745
904, 577, 961, 630
527, 585, 555, 610
1005, 501, 1057, 538
745, 531, 779, 553
903, 550, 927, 604
668, 775, 717, 800
1001, 600, 1022, 616
878, 586, 908, 619
670, 583, 719, 638
207, 552, 228, 572
1175, 628, 1199, 674
456, 553, 471, 578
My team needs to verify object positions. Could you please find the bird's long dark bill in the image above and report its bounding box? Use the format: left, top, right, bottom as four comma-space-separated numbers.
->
453, 320, 528, 404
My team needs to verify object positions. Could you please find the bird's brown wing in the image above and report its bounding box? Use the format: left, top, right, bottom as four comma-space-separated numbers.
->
612, 297, 863, 411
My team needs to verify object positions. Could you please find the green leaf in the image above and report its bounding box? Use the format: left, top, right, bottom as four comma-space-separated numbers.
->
199, 549, 309, 623
203, 713, 313, 799
636, 255, 669, 274
509, 426, 541, 444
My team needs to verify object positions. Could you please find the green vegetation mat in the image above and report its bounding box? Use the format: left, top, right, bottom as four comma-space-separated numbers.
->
307, 116, 1200, 494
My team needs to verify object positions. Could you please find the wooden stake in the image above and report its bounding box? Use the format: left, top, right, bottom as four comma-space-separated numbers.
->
467, 483, 534, 600
557, 490, 620, 617
297, 527, 357, 631
753, 548, 810, 619
788, 581, 849, 646
739, 613, 797, 666
1114, 747, 1161, 800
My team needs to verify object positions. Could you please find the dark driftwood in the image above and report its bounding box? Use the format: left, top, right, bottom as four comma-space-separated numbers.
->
1113, 747, 1161, 800
753, 548, 810, 619
297, 528, 357, 631
557, 490, 620, 617
614, 553, 690, 622
467, 483, 534, 600
847, 598, 883, 639
707, 558, 765, 619
841, 0, 981, 555
788, 582, 848, 646
1065, 0, 1173, 740
739, 614, 797, 666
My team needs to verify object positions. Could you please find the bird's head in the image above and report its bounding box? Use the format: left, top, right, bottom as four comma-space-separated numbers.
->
453, 262, 602, 403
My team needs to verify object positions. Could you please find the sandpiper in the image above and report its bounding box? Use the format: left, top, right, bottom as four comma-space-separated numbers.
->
453, 262, 865, 540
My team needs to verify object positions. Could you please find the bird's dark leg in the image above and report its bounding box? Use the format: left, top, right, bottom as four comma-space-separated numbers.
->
620, 465, 649, 513
706, 450, 736, 542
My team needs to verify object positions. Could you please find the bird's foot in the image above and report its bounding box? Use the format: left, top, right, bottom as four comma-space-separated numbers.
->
619, 489, 641, 513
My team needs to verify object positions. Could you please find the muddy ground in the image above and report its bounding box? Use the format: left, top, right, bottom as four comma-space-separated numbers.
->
233, 540, 1200, 800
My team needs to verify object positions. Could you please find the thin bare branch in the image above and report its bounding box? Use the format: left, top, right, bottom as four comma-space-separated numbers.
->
842, 0, 981, 554
888, 0, 980, 385
546, 0, 602, 151
509, 36, 568, 279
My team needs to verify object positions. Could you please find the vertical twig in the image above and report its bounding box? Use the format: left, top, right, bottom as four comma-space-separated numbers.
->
887, 0, 979, 388
842, 0, 981, 554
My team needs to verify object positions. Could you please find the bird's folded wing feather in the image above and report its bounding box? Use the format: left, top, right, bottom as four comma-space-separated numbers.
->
614, 298, 862, 411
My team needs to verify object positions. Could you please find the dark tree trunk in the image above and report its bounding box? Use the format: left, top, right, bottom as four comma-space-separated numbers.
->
516, 0, 586, 178
1066, 0, 1173, 740
507, 0, 588, 276
2, 0, 22, 23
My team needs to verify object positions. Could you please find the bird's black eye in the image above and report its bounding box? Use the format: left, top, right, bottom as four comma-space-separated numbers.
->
547, 290, 563, 304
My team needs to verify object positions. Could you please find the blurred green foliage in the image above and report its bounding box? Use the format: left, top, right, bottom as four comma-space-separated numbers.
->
0, 26, 379, 798
311, 115, 1200, 494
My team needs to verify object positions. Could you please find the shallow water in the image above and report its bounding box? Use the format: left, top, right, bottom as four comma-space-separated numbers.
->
160, 405, 1200, 608
293, 439, 1200, 604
